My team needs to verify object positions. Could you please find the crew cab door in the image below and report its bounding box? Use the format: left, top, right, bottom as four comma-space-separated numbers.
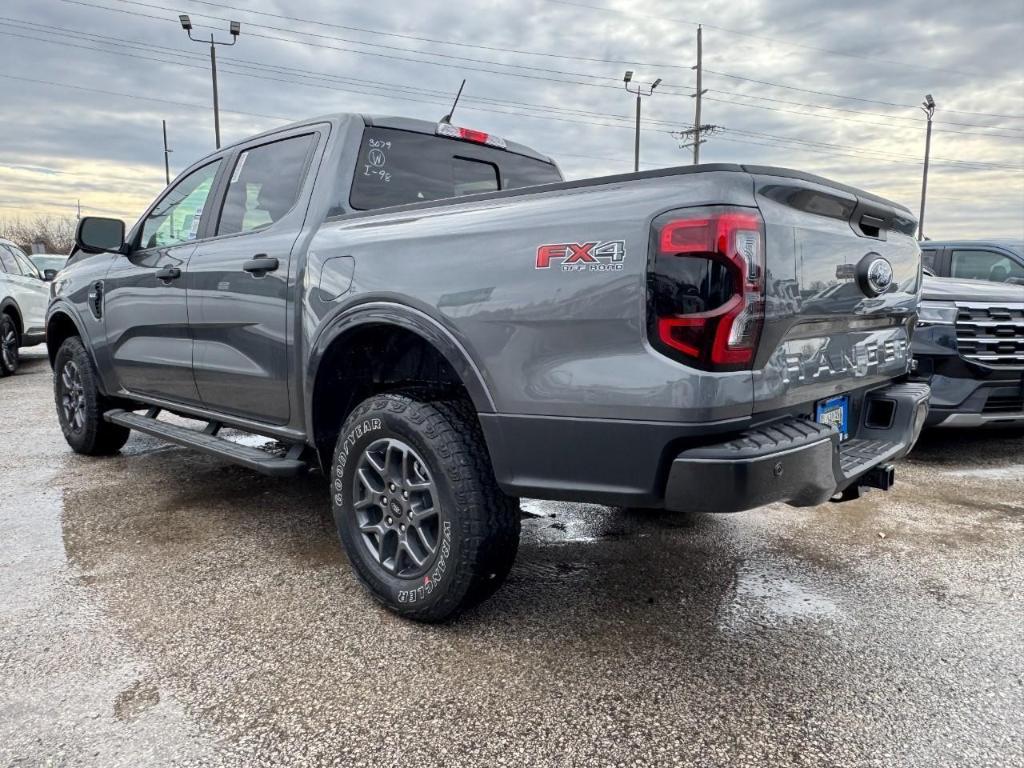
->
187, 130, 320, 425
104, 158, 222, 404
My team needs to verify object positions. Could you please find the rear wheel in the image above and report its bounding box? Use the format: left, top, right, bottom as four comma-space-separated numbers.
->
0, 314, 19, 376
54, 336, 130, 455
332, 393, 520, 622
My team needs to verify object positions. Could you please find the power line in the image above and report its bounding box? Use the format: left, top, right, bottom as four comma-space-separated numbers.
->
118, 0, 694, 71
4, 22, 1019, 175
708, 88, 1024, 135
62, 0, 631, 88
701, 93, 1024, 140
723, 128, 1024, 172
713, 135, 1023, 175
36, 6, 1024, 144
545, 0, 999, 79
60, 0, 1024, 127
0, 72, 291, 123
701, 69, 1024, 120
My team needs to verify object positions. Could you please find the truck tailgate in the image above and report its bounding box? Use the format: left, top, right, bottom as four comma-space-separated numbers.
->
749, 168, 920, 412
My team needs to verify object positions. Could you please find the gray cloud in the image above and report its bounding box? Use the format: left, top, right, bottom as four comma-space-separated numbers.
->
1, 0, 1021, 238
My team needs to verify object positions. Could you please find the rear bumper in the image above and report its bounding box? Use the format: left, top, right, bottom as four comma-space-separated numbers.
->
663, 382, 930, 513
481, 382, 929, 513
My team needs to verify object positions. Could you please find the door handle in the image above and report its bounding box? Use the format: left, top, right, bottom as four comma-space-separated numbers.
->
156, 265, 182, 281
243, 255, 279, 275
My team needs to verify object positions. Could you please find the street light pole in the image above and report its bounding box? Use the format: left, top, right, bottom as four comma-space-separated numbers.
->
209, 36, 221, 149
162, 119, 172, 185
918, 93, 936, 241
179, 15, 240, 149
624, 71, 661, 173
633, 91, 641, 173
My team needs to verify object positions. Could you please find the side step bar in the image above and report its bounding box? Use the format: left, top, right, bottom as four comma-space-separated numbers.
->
104, 409, 307, 477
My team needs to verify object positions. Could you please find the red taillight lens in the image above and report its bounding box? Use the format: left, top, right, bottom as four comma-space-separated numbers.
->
649, 208, 766, 371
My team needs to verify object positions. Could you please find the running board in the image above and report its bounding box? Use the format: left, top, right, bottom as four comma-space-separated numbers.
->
104, 409, 307, 477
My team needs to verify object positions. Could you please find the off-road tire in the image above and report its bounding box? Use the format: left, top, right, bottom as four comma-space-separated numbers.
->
0, 313, 19, 376
54, 336, 131, 455
332, 393, 520, 622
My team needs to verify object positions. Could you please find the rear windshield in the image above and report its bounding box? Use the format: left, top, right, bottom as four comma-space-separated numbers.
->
349, 127, 561, 210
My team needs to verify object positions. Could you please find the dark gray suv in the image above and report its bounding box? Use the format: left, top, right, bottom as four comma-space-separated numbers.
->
920, 240, 1024, 286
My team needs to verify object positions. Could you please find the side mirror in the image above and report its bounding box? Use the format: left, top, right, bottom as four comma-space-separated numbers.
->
43, 269, 58, 281
76, 216, 126, 254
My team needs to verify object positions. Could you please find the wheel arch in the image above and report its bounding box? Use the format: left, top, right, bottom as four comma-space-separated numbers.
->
45, 306, 89, 368
307, 303, 496, 470
1, 297, 24, 337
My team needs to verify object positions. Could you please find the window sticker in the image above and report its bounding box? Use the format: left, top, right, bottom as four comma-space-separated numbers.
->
231, 152, 248, 183
188, 205, 204, 240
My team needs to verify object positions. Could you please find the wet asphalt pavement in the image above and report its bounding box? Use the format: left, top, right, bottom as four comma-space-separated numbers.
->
2, 350, 1023, 767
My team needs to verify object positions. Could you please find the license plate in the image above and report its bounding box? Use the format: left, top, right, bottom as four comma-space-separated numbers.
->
816, 395, 850, 439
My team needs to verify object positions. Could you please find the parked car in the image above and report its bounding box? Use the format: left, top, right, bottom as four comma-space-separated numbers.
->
919, 240, 1024, 285
914, 275, 1024, 427
30, 253, 69, 281
0, 237, 49, 376
46, 114, 929, 621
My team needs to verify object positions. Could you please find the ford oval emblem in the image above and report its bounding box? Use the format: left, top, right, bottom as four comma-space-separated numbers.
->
856, 253, 893, 297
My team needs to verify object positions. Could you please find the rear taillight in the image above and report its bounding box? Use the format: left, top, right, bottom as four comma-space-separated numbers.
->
436, 122, 507, 149
648, 207, 766, 371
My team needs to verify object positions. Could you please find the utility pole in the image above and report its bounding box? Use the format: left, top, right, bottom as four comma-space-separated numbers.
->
690, 24, 709, 164
623, 70, 661, 173
162, 120, 172, 185
674, 124, 721, 155
76, 199, 81, 220
179, 15, 240, 149
918, 93, 936, 241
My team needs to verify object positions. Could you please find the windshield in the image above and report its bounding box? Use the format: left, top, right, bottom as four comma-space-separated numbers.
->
349, 127, 561, 211
31, 255, 67, 272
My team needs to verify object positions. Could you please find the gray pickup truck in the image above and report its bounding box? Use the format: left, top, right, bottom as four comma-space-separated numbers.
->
48, 114, 929, 620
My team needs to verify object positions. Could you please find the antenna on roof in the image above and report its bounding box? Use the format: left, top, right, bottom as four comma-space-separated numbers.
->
441, 79, 466, 124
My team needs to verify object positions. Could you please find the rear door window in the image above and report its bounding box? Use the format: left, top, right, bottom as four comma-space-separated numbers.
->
950, 249, 1024, 283
920, 249, 938, 273
349, 127, 560, 210
13, 251, 42, 279
217, 133, 316, 236
0, 246, 22, 274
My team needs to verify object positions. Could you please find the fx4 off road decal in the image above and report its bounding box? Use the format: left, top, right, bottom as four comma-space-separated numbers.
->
536, 240, 626, 272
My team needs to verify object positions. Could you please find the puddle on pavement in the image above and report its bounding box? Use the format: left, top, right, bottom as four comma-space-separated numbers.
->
717, 559, 841, 632
939, 465, 1024, 481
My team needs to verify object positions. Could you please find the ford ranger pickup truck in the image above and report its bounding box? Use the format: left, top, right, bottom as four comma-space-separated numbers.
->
47, 114, 929, 621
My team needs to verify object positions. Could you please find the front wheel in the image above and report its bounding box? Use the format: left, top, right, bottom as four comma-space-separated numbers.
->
53, 336, 130, 455
332, 394, 520, 622
0, 314, 19, 376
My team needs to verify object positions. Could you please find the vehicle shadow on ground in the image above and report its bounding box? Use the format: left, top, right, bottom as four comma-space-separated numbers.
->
907, 427, 1024, 467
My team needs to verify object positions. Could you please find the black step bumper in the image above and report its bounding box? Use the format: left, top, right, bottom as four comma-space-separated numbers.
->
663, 382, 930, 513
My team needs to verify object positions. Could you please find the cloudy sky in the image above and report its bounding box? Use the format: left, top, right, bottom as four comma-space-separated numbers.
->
1, 0, 1022, 240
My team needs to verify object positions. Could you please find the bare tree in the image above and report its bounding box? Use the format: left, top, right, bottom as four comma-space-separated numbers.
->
0, 215, 77, 254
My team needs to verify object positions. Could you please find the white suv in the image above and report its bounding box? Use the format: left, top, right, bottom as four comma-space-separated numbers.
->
0, 238, 49, 376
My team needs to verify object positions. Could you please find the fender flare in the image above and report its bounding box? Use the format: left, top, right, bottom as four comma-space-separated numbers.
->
45, 302, 100, 375
0, 297, 24, 333
305, 301, 496, 428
